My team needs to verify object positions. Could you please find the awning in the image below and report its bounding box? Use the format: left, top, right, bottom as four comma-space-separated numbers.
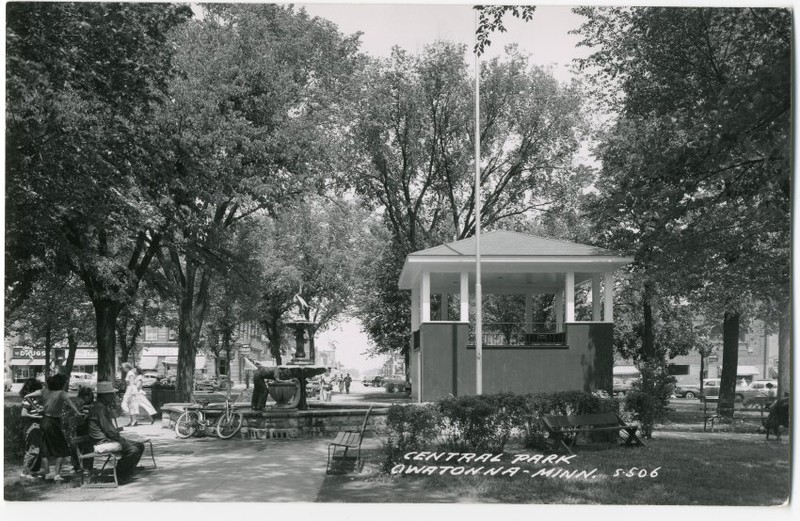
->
71, 359, 96, 366
243, 357, 258, 371
737, 366, 760, 377
613, 366, 640, 377
10, 359, 36, 366
162, 356, 207, 368
139, 357, 158, 370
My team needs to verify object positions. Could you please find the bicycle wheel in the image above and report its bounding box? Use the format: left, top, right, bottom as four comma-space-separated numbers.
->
216, 410, 243, 439
175, 410, 202, 438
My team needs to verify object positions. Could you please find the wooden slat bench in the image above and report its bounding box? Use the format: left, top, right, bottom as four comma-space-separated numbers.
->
72, 435, 157, 488
702, 396, 744, 432
542, 412, 644, 454
326, 406, 372, 474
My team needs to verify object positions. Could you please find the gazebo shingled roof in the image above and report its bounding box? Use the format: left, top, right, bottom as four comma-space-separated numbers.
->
408, 230, 623, 257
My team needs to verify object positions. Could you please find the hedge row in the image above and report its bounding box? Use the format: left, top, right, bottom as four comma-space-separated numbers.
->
380, 391, 620, 471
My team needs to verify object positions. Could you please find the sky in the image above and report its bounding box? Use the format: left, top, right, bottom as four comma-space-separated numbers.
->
298, 3, 590, 84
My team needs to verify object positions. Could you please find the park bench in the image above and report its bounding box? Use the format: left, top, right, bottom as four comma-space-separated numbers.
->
71, 434, 157, 488
702, 396, 745, 432
541, 412, 644, 454
326, 406, 372, 474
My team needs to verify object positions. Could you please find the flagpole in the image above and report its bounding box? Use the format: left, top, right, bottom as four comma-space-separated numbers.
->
474, 8, 483, 395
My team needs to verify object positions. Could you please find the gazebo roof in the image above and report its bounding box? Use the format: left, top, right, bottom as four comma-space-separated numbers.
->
409, 230, 622, 258
398, 230, 632, 291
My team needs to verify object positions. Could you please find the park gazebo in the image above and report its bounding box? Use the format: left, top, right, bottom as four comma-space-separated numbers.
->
398, 230, 633, 402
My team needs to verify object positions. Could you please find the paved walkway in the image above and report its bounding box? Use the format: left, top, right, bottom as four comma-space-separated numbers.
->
6, 422, 381, 502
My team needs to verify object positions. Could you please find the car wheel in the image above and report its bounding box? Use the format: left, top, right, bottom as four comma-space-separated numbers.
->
735, 394, 744, 403
387, 384, 397, 393
685, 391, 695, 399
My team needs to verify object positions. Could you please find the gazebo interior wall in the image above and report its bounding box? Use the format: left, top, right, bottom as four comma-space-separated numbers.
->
428, 271, 596, 294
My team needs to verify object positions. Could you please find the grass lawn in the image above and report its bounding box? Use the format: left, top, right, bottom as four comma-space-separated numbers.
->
317, 432, 791, 505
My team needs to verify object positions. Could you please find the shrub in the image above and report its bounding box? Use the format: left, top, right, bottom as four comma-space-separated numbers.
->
438, 394, 524, 453
4, 404, 25, 462
625, 360, 674, 438
380, 403, 441, 471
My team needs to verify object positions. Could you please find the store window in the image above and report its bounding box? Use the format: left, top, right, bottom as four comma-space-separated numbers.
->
668, 364, 690, 376
145, 326, 158, 342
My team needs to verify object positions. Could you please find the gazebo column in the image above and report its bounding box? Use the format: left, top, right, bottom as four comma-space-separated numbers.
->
604, 272, 614, 322
565, 272, 575, 322
525, 294, 534, 333
411, 287, 420, 330
555, 292, 564, 329
460, 272, 469, 322
421, 271, 431, 322
592, 275, 602, 321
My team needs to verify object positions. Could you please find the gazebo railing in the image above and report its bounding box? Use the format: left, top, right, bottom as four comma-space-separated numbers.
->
468, 322, 566, 347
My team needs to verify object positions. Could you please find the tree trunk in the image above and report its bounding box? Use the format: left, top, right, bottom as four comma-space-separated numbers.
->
642, 282, 656, 362
719, 311, 740, 417
94, 299, 120, 382
222, 328, 232, 399
62, 330, 79, 390
172, 259, 212, 401
176, 294, 196, 401
777, 303, 790, 398
266, 317, 283, 365
44, 325, 52, 378
117, 321, 130, 367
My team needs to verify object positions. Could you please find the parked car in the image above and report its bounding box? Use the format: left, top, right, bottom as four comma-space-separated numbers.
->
700, 378, 749, 399
738, 380, 778, 405
613, 377, 636, 396
364, 376, 384, 388
383, 375, 409, 394
68, 372, 96, 391
194, 375, 220, 392
140, 372, 160, 388
673, 384, 701, 399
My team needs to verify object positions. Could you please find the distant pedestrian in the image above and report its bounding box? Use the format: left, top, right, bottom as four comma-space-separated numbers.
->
129, 367, 156, 425
344, 374, 352, 394
320, 369, 333, 402
337, 375, 345, 393
121, 363, 139, 426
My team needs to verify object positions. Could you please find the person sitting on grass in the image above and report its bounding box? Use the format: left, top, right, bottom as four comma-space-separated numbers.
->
86, 381, 144, 482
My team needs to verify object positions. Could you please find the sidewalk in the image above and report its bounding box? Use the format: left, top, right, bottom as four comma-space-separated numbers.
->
6, 422, 379, 502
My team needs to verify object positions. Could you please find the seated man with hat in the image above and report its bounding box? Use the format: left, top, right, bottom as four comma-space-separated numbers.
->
86, 381, 144, 481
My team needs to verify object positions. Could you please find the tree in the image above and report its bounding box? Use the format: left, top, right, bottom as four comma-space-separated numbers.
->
6, 273, 94, 387
350, 42, 590, 364
204, 222, 264, 387
6, 3, 193, 380
576, 7, 791, 409
255, 198, 370, 364
116, 279, 176, 367
152, 4, 362, 396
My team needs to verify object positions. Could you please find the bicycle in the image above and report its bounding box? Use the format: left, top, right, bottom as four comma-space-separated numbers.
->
174, 396, 244, 440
